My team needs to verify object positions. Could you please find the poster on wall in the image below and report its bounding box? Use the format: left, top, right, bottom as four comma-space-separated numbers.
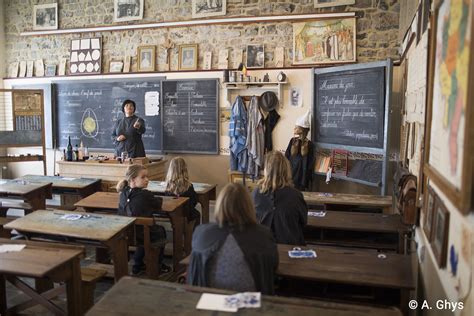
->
425, 0, 473, 214
192, 0, 226, 19
293, 17, 356, 65
69, 37, 102, 75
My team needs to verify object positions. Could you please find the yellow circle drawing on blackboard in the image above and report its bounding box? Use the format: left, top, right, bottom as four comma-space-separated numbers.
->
81, 108, 99, 138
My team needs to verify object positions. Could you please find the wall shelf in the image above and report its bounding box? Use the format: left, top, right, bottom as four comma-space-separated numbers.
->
19, 12, 355, 37
0, 155, 44, 163
223, 81, 287, 107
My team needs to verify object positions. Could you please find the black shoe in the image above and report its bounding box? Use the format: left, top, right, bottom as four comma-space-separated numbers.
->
132, 264, 146, 276
160, 263, 171, 274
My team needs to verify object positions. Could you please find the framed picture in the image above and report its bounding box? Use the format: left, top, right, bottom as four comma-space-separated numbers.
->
114, 0, 144, 22
178, 44, 198, 71
34, 59, 44, 77
192, 0, 226, 19
33, 3, 58, 30
70, 37, 102, 75
431, 196, 450, 268
423, 185, 436, 241
293, 17, 356, 65
45, 64, 57, 77
8, 62, 19, 78
314, 0, 355, 8
424, 0, 474, 214
246, 44, 264, 69
137, 46, 156, 72
109, 60, 124, 73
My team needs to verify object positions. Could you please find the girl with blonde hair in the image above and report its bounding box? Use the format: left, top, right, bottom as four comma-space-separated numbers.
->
117, 164, 170, 274
188, 183, 278, 294
164, 157, 200, 226
252, 151, 308, 245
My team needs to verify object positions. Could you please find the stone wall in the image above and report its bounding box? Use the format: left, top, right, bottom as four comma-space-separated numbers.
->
3, 0, 400, 75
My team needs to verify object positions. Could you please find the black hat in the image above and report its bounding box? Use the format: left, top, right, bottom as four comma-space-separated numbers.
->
259, 91, 279, 112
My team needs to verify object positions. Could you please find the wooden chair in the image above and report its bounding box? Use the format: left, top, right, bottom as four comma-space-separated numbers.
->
80, 267, 107, 313
228, 171, 261, 192
134, 216, 168, 279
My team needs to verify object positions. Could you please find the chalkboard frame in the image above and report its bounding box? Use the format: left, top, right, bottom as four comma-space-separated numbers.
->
313, 60, 391, 154
312, 59, 393, 195
161, 78, 219, 155
53, 77, 165, 154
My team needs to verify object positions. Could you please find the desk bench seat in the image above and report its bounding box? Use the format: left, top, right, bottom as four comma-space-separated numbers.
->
0, 216, 18, 238
81, 267, 107, 313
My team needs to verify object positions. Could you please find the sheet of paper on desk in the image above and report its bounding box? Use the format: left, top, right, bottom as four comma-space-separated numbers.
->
196, 293, 238, 312
61, 214, 83, 220
61, 177, 77, 181
0, 180, 7, 185
308, 211, 326, 217
288, 249, 317, 258
0, 244, 26, 253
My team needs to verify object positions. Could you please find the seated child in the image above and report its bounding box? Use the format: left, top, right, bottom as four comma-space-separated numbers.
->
116, 164, 170, 275
164, 157, 201, 227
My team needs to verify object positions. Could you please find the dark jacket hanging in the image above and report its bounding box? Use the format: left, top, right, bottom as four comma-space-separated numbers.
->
187, 223, 278, 295
263, 110, 280, 152
252, 186, 308, 245
285, 138, 316, 191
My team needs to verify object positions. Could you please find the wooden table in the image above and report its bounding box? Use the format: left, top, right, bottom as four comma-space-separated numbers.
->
181, 244, 414, 315
0, 238, 83, 316
147, 181, 217, 224
5, 210, 134, 281
57, 159, 166, 191
0, 179, 52, 216
74, 191, 189, 269
16, 175, 101, 209
277, 244, 414, 315
305, 211, 411, 253
86, 276, 402, 316
303, 192, 393, 213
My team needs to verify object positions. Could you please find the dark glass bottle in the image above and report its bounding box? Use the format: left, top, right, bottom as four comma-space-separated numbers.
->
66, 136, 73, 161
74, 144, 79, 161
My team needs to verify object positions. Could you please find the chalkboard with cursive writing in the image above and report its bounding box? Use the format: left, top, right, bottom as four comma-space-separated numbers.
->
161, 79, 219, 154
313, 64, 386, 150
55, 78, 164, 153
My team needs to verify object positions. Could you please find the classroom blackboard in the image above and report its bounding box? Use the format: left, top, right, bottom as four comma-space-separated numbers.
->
313, 64, 386, 150
55, 78, 163, 152
161, 79, 219, 154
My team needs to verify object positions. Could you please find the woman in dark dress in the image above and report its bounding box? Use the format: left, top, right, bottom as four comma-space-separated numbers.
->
112, 99, 146, 158
252, 151, 308, 245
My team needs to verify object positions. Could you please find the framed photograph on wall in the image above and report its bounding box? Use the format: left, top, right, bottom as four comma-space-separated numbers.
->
109, 60, 124, 73
431, 196, 450, 268
114, 0, 144, 22
192, 0, 226, 19
293, 17, 356, 65
423, 184, 436, 241
137, 45, 156, 72
45, 64, 57, 77
178, 44, 198, 71
314, 0, 355, 8
424, 0, 474, 214
246, 44, 264, 69
33, 3, 58, 30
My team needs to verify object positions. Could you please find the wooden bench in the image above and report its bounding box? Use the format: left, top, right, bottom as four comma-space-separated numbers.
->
81, 267, 107, 313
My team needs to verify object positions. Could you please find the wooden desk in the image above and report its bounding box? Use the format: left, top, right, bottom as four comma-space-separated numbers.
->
305, 212, 411, 253
74, 191, 189, 269
5, 210, 134, 281
0, 238, 83, 316
86, 276, 402, 316
0, 179, 52, 216
147, 181, 217, 224
277, 244, 414, 315
17, 175, 102, 209
57, 159, 166, 191
181, 244, 414, 315
303, 192, 393, 213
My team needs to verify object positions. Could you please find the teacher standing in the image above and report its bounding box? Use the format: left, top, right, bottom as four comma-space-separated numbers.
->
112, 99, 146, 158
